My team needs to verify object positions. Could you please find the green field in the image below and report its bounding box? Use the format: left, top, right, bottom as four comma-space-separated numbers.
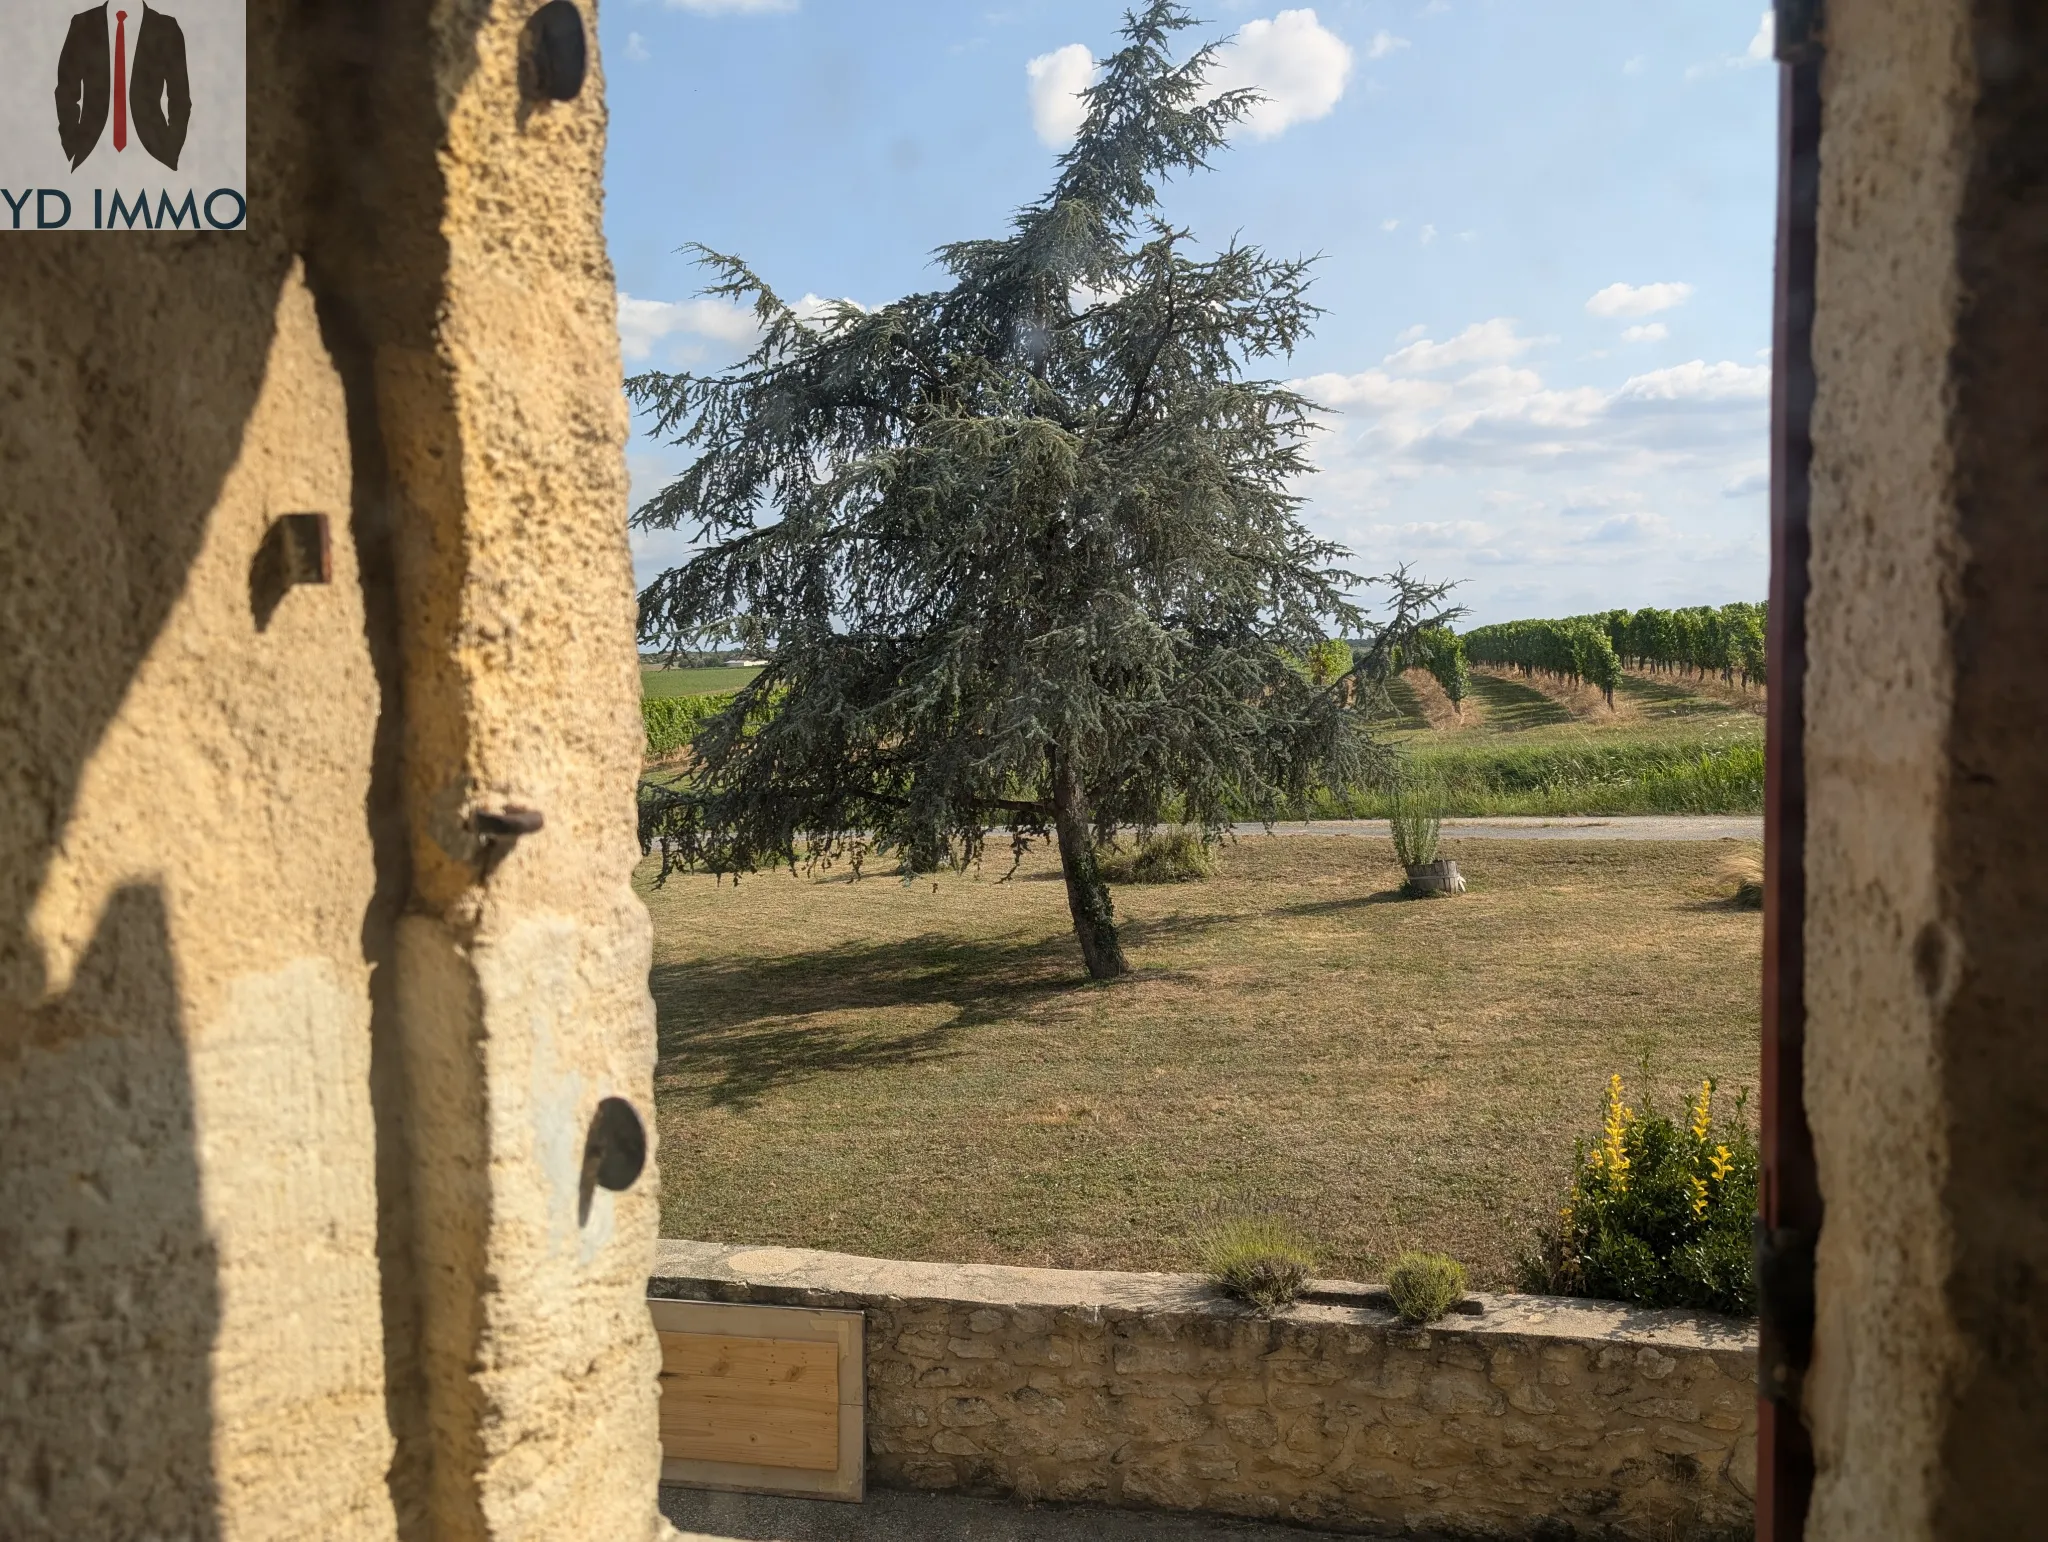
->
641, 665, 764, 700
645, 834, 1762, 1287
637, 664, 1765, 815
1328, 669, 1765, 817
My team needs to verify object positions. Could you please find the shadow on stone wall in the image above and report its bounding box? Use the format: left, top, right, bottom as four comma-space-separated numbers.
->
0, 888, 222, 1539
0, 225, 293, 1537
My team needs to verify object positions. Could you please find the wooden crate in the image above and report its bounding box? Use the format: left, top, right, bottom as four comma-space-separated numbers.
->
649, 1298, 864, 1502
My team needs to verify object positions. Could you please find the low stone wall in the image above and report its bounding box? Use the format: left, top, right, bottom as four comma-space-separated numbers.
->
651, 1242, 1757, 1539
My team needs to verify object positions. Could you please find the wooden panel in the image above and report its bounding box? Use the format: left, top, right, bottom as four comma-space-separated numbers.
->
657, 1332, 839, 1471
647, 1298, 865, 1503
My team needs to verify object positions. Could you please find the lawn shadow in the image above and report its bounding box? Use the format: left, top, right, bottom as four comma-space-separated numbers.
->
1272, 889, 1412, 918
1375, 676, 1434, 732
654, 909, 1257, 1108
653, 930, 1083, 1108
1466, 672, 1574, 731
1114, 909, 1252, 948
1616, 671, 1743, 718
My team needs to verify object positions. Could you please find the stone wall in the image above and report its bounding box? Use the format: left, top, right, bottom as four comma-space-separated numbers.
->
1804, 2, 2048, 1536
653, 1242, 1757, 1540
1, 4, 668, 1539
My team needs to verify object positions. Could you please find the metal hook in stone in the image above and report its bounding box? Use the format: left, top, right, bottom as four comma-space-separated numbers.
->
472, 805, 546, 843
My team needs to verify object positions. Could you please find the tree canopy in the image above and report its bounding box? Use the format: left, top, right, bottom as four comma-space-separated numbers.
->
630, 1, 1455, 978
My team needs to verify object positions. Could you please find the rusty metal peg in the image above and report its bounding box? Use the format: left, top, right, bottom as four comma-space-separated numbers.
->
471, 805, 546, 841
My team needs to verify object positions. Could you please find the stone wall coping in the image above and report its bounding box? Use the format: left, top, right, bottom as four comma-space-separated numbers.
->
650, 1239, 1756, 1359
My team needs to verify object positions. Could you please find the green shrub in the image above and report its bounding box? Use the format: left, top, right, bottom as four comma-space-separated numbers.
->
1098, 828, 1215, 884
1198, 1218, 1316, 1314
1386, 1251, 1467, 1323
1520, 1072, 1758, 1315
1302, 637, 1355, 687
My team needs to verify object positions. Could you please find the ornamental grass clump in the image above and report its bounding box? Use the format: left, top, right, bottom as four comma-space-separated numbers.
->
1386, 1251, 1467, 1324
1388, 782, 1443, 870
1716, 851, 1765, 909
1098, 828, 1216, 884
1199, 1217, 1316, 1315
1520, 1072, 1758, 1316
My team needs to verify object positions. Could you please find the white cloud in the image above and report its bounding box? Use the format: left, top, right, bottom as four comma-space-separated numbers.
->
1026, 43, 1095, 147
616, 293, 760, 361
1284, 336, 1771, 612
1383, 318, 1541, 373
1621, 323, 1668, 343
625, 31, 651, 60
1687, 12, 1775, 77
1365, 30, 1409, 60
1623, 55, 1646, 76
1745, 11, 1775, 63
1586, 281, 1694, 319
1582, 512, 1675, 544
1419, 223, 1437, 244
1381, 217, 1401, 231
664, 0, 797, 12
1295, 347, 1768, 493
1209, 9, 1355, 139
618, 289, 868, 363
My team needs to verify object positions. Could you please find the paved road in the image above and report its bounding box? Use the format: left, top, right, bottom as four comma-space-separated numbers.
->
662, 1487, 1397, 1541
1229, 816, 1761, 843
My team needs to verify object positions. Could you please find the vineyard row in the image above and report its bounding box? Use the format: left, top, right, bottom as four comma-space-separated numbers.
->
1461, 603, 1768, 704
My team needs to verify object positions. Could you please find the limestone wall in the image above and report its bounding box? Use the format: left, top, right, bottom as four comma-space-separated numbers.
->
652, 1242, 1757, 1540
1804, 2, 2048, 1535
0, 4, 667, 1539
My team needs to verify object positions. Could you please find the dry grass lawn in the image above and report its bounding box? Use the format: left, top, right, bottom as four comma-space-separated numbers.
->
644, 836, 1762, 1288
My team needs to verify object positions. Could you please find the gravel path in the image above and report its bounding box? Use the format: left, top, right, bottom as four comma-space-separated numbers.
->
1228, 815, 1761, 843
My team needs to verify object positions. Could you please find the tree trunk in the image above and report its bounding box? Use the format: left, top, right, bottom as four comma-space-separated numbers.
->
1050, 749, 1128, 981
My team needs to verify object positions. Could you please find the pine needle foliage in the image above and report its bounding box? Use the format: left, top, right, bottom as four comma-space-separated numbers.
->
626, 2, 1454, 978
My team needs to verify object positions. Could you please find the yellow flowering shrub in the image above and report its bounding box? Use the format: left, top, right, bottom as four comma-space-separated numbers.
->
1519, 1072, 1758, 1315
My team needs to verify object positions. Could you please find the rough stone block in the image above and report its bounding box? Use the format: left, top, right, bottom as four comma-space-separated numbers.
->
1221, 1408, 1281, 1447
1634, 1347, 1678, 1381
1629, 1397, 1702, 1423
897, 1326, 949, 1359
939, 1397, 999, 1428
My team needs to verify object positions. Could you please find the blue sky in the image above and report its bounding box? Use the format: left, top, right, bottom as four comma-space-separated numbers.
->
602, 1, 1779, 628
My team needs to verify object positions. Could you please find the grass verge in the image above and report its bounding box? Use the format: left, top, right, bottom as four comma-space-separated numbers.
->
644, 835, 1761, 1288
1312, 741, 1765, 818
